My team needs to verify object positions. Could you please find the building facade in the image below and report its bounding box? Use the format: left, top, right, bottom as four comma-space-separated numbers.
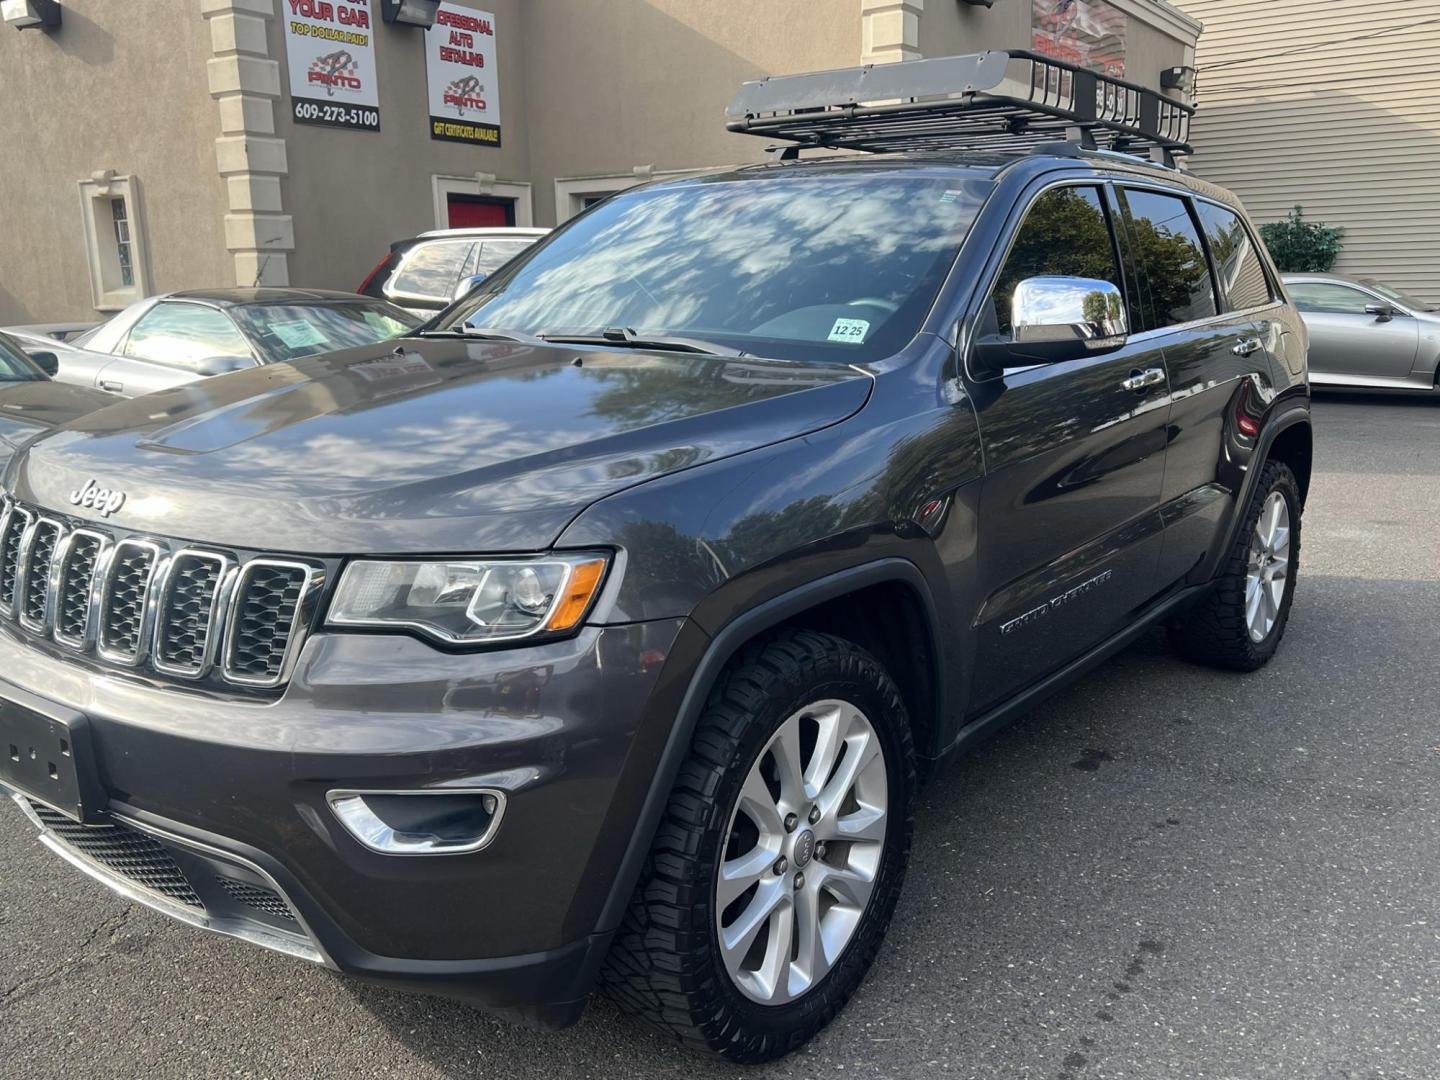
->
1180, 0, 1440, 302
0, 0, 1199, 324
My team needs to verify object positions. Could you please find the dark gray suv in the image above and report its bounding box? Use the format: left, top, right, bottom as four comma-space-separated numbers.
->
0, 54, 1312, 1063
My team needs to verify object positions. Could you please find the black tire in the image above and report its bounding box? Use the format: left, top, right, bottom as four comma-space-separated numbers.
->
600, 629, 916, 1063
1169, 459, 1302, 671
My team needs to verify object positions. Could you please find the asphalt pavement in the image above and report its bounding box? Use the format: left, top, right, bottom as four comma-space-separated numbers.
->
3, 394, 1438, 1079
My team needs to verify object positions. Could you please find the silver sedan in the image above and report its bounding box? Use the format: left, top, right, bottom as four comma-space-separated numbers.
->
1283, 274, 1440, 393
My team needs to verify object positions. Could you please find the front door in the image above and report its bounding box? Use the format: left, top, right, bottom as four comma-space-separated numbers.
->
1287, 280, 1419, 382
967, 184, 1170, 711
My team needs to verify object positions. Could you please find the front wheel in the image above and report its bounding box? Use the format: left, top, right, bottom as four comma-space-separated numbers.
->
601, 629, 916, 1062
1170, 459, 1302, 671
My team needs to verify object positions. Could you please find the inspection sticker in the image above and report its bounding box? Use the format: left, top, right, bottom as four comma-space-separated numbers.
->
827, 317, 870, 344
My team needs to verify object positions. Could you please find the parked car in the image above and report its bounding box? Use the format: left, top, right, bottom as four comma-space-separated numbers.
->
0, 330, 115, 469
7, 289, 418, 398
3, 322, 101, 343
0, 55, 1312, 1064
1283, 273, 1440, 392
357, 226, 548, 317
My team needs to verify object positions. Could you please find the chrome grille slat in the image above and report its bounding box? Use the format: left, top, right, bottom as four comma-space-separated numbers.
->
53, 529, 107, 647
19, 518, 62, 631
0, 499, 318, 689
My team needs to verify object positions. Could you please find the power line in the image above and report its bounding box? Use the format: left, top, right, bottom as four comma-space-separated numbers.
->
1199, 13, 1440, 72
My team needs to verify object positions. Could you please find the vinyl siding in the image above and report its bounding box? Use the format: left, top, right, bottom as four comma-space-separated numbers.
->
1178, 0, 1440, 303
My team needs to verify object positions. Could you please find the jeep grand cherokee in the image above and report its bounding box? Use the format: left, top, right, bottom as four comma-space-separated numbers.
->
0, 54, 1311, 1063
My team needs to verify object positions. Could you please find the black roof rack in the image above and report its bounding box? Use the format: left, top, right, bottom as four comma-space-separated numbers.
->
726, 50, 1193, 167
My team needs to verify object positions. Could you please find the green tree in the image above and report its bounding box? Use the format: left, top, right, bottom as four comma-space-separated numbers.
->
1258, 206, 1344, 273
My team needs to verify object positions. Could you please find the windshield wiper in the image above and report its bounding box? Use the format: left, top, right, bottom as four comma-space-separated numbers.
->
538, 326, 744, 357
418, 325, 545, 346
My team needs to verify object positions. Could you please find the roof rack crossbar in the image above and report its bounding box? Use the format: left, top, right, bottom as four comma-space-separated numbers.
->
726, 50, 1193, 166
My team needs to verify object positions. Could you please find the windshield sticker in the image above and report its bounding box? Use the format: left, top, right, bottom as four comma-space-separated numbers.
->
269, 319, 329, 349
940, 190, 967, 204
827, 317, 870, 344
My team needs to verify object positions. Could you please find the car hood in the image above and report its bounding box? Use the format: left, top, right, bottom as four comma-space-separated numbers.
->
8, 338, 872, 553
0, 380, 113, 470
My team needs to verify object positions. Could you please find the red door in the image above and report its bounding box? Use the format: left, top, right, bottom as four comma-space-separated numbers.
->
446, 195, 515, 228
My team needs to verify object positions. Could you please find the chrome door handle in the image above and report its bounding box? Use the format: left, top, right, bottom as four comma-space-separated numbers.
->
1232, 337, 1263, 357
99, 380, 124, 393
1120, 367, 1165, 392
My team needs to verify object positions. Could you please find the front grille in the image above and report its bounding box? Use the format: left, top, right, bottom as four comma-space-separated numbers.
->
30, 801, 204, 908
226, 562, 311, 685
216, 876, 296, 921
20, 519, 62, 629
0, 499, 321, 689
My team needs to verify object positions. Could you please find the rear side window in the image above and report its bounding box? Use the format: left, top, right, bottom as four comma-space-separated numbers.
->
1119, 189, 1217, 331
991, 186, 1123, 336
1287, 282, 1376, 314
388, 240, 476, 302
123, 302, 253, 370
473, 238, 535, 277
1193, 202, 1274, 312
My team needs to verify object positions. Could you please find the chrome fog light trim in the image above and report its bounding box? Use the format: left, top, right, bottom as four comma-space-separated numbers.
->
326, 788, 508, 856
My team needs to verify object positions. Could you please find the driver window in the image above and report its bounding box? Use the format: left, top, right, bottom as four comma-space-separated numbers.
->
991, 186, 1124, 336
123, 302, 252, 370
1286, 282, 1377, 315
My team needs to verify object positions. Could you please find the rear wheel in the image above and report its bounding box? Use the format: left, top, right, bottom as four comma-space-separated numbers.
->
1170, 459, 1302, 671
601, 630, 915, 1062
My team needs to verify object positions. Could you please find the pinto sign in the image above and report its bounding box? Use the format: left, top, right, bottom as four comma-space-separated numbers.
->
283, 0, 382, 131
425, 4, 501, 146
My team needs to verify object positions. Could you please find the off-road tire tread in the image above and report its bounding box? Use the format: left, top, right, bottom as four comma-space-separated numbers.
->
600, 629, 915, 1062
1169, 460, 1301, 671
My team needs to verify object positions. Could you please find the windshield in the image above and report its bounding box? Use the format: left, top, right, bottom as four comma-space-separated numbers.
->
437, 169, 990, 364
0, 331, 42, 381
233, 301, 420, 362
1360, 279, 1436, 312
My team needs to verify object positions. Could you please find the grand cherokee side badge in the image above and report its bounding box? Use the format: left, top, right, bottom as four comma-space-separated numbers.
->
70, 479, 126, 517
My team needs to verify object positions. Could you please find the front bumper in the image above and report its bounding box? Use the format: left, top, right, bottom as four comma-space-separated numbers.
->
0, 615, 695, 1027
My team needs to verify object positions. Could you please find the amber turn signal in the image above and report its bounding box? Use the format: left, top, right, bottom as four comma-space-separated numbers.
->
545, 558, 608, 631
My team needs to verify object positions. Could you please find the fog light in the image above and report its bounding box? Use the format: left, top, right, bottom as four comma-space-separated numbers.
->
327, 789, 506, 855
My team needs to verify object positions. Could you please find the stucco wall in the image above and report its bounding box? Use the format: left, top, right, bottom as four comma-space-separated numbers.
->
520, 0, 864, 219
0, 0, 229, 323
276, 0, 534, 291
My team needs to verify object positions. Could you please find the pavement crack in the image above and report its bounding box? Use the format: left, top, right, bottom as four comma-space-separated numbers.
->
0, 904, 134, 1005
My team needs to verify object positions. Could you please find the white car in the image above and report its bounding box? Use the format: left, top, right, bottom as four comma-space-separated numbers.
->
357, 226, 549, 318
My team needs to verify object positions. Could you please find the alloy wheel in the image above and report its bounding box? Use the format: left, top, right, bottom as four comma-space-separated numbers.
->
1245, 490, 1291, 642
715, 698, 888, 1006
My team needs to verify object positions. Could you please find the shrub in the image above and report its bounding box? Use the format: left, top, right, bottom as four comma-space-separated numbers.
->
1258, 206, 1344, 273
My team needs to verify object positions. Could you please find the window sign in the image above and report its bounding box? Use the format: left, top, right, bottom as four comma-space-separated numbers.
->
283, 0, 382, 132
425, 4, 501, 147
1032, 0, 1127, 78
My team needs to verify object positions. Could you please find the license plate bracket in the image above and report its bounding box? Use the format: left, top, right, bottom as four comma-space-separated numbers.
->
0, 683, 105, 824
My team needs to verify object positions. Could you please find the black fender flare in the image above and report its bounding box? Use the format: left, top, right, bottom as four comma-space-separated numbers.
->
594, 557, 946, 934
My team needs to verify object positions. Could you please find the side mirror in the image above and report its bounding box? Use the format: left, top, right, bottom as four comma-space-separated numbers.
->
195, 355, 257, 377
1364, 302, 1396, 322
972, 276, 1129, 376
452, 272, 488, 302
27, 350, 59, 377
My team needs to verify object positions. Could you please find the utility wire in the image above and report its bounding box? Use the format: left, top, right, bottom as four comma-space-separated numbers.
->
1199, 13, 1440, 72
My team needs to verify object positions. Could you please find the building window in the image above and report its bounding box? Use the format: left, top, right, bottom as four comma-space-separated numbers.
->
77, 174, 151, 311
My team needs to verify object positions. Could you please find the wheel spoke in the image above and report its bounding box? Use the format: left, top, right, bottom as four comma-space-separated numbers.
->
803, 703, 846, 801
737, 767, 784, 838
1269, 524, 1290, 560
790, 877, 831, 994
816, 729, 880, 821
753, 896, 795, 1002
769, 720, 807, 810
719, 844, 779, 909
1266, 574, 1285, 615
816, 862, 875, 907
721, 878, 787, 967
817, 799, 886, 844
1245, 575, 1265, 632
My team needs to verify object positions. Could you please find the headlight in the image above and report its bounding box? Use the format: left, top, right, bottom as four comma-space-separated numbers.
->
327, 553, 609, 645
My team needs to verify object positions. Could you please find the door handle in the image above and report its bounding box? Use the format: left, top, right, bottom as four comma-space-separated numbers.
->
1120, 367, 1165, 392
99, 380, 124, 393
1232, 337, 1263, 357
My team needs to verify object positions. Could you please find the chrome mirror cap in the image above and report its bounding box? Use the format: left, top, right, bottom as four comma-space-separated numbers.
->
1011, 275, 1128, 349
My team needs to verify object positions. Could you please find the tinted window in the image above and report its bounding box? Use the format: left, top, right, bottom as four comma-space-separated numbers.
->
440, 172, 989, 364
1120, 190, 1217, 331
389, 240, 476, 301
123, 303, 253, 370
1193, 202, 1273, 312
0, 331, 41, 381
1360, 279, 1435, 312
230, 301, 419, 363
1287, 282, 1378, 315
991, 186, 1122, 336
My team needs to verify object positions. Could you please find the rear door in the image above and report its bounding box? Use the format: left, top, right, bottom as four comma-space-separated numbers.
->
1117, 189, 1283, 590
967, 183, 1171, 710
1287, 280, 1419, 382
